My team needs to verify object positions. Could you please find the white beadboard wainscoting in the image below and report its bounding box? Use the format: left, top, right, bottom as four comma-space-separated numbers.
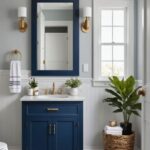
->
142, 84, 150, 150
0, 70, 141, 149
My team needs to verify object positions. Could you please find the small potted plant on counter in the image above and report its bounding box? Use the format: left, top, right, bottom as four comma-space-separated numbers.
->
28, 78, 38, 96
103, 76, 145, 135
65, 79, 82, 96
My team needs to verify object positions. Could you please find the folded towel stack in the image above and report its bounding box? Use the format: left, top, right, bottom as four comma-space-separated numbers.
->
104, 125, 123, 135
0, 142, 8, 150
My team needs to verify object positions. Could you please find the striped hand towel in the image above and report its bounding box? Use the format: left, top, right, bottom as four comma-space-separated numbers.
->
9, 60, 21, 93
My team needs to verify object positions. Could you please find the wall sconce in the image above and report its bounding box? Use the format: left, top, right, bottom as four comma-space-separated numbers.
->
81, 7, 92, 33
18, 7, 27, 32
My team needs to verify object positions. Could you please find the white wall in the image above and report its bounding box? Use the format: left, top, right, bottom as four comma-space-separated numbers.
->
143, 0, 150, 149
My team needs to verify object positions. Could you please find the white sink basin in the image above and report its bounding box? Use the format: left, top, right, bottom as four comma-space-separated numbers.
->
37, 95, 69, 99
20, 95, 85, 101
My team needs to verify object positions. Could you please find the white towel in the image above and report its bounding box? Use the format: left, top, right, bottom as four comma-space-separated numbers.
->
0, 142, 8, 150
105, 130, 122, 135
9, 60, 21, 93
104, 125, 123, 132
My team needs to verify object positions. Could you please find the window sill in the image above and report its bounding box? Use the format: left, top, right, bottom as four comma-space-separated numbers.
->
92, 79, 110, 87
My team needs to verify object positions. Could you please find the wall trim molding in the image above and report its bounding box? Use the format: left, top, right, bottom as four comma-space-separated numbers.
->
0, 69, 143, 86
0, 69, 92, 83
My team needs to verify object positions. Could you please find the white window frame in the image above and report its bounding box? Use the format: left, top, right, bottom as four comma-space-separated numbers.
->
93, 0, 135, 86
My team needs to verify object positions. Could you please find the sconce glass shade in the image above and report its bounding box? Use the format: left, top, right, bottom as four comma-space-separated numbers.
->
83, 7, 92, 17
18, 7, 27, 18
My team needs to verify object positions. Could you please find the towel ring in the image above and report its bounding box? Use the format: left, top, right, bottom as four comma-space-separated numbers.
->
9, 49, 22, 61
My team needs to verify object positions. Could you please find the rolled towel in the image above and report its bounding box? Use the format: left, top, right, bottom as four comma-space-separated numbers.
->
104, 125, 123, 132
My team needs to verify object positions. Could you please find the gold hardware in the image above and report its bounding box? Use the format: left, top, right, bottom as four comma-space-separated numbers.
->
43, 60, 46, 64
18, 17, 27, 32
9, 49, 22, 61
81, 17, 90, 33
44, 89, 48, 95
53, 124, 56, 135
47, 108, 59, 111
49, 124, 52, 135
51, 82, 55, 95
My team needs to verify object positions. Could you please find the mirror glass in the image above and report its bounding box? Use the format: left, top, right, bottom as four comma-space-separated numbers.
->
37, 3, 73, 70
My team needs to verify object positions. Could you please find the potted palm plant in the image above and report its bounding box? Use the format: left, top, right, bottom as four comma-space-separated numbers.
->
103, 76, 145, 135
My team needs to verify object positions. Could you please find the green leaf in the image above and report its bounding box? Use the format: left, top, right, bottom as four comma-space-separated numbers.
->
103, 97, 122, 109
105, 89, 122, 100
131, 103, 141, 110
113, 109, 123, 113
103, 97, 117, 102
131, 110, 141, 117
124, 76, 135, 96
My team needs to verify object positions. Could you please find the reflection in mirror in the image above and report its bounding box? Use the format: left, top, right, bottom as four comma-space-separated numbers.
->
37, 3, 73, 70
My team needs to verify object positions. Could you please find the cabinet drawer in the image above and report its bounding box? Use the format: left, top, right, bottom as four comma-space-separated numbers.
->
25, 102, 80, 115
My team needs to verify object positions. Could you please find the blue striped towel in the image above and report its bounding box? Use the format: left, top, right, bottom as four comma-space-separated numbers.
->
9, 60, 21, 93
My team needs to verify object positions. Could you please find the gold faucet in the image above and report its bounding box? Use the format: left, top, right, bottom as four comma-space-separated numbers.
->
51, 82, 55, 95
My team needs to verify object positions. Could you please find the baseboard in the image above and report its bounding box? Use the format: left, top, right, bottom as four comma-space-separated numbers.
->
84, 146, 103, 150
8, 146, 139, 150
8, 146, 103, 150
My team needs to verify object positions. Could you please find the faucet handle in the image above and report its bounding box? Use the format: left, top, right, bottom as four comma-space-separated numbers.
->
56, 88, 62, 94
44, 89, 48, 95
51, 82, 56, 95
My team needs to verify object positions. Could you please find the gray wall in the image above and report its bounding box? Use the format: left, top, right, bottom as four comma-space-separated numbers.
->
0, 0, 92, 78
0, 0, 143, 149
0, 0, 31, 70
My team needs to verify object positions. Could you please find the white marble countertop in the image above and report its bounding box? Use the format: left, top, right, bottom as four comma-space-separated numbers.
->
20, 95, 85, 101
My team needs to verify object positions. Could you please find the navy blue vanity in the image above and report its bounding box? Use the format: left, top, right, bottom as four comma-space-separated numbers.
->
21, 96, 84, 150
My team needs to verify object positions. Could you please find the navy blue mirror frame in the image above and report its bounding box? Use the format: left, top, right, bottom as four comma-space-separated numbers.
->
31, 0, 79, 76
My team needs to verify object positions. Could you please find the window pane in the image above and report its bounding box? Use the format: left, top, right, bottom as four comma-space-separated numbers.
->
113, 10, 124, 26
101, 62, 112, 76
101, 27, 112, 43
101, 10, 112, 26
101, 45, 112, 60
113, 62, 124, 76
113, 27, 124, 43
113, 46, 124, 60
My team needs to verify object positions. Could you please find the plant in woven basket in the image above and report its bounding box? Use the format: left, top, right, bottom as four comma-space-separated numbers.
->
103, 76, 145, 135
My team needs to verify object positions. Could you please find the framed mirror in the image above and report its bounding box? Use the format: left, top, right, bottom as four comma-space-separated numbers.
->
31, 0, 79, 76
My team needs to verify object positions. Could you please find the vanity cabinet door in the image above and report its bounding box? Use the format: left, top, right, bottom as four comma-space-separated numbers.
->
26, 119, 52, 150
52, 117, 79, 150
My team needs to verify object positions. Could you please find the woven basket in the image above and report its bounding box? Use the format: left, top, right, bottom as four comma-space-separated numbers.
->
103, 132, 135, 150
